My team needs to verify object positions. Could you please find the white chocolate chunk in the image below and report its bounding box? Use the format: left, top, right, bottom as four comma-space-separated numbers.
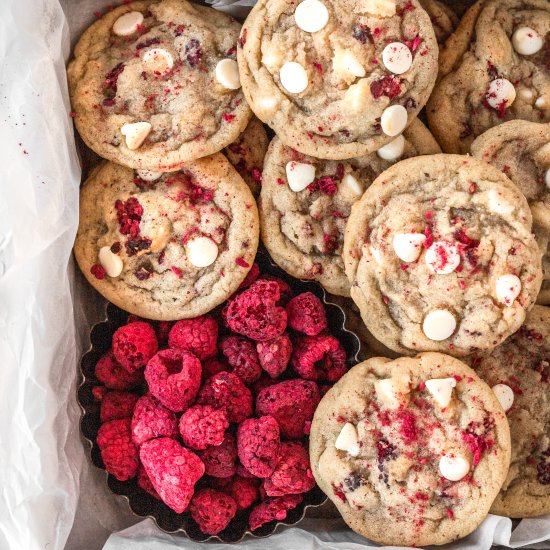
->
375, 377, 409, 410
488, 189, 514, 214
121, 122, 152, 150
286, 161, 316, 192
215, 59, 241, 90
535, 96, 548, 109
333, 48, 366, 79
99, 246, 123, 278
294, 0, 329, 33
112, 11, 144, 36
186, 236, 218, 268
380, 105, 408, 137
137, 169, 163, 182
377, 134, 405, 161
425, 241, 461, 275
364, 0, 396, 17
382, 42, 413, 75
143, 48, 174, 72
344, 79, 370, 111
518, 88, 534, 102
342, 173, 363, 196
425, 378, 457, 408
492, 384, 514, 412
512, 27, 543, 56
439, 453, 470, 481
258, 95, 279, 114
486, 79, 516, 110
280, 62, 309, 94
369, 245, 382, 264
335, 423, 360, 457
392, 233, 426, 263
495, 274, 521, 306
545, 168, 550, 189
423, 310, 456, 341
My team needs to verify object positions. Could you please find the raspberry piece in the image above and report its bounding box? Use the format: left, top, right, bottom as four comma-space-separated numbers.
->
249, 495, 303, 531
237, 416, 281, 478
291, 334, 347, 382
226, 476, 259, 510
137, 464, 160, 499
145, 349, 201, 412
256, 335, 292, 378
263, 442, 315, 496
97, 419, 139, 481
131, 395, 179, 446
95, 349, 143, 390
256, 379, 320, 439
197, 371, 253, 423
200, 433, 238, 478
202, 357, 228, 379
190, 489, 237, 535
185, 38, 203, 67
370, 75, 401, 100
112, 322, 158, 373
168, 316, 218, 360
239, 262, 260, 289
179, 405, 229, 450
221, 336, 262, 384
140, 437, 204, 513
286, 293, 327, 336
100, 391, 139, 422
258, 276, 293, 305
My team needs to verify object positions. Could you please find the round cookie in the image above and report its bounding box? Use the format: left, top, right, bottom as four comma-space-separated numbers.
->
427, 0, 550, 154
418, 0, 458, 44
309, 352, 511, 547
74, 155, 259, 320
237, 0, 438, 159
343, 154, 542, 356
259, 119, 441, 296
471, 121, 550, 304
467, 306, 550, 518
67, 0, 251, 171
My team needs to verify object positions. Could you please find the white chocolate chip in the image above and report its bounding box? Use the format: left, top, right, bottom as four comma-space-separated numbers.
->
495, 274, 521, 306
425, 241, 461, 275
365, 0, 396, 17
382, 42, 413, 75
423, 310, 456, 341
488, 189, 514, 215
545, 168, 550, 189
342, 173, 363, 196
512, 27, 543, 56
98, 246, 123, 278
137, 169, 163, 182
112, 11, 144, 36
375, 377, 410, 410
535, 96, 548, 109
121, 122, 152, 150
335, 422, 360, 457
142, 48, 174, 73
286, 161, 316, 192
392, 233, 426, 263
294, 0, 329, 33
186, 236, 218, 268
370, 245, 382, 264
425, 378, 457, 408
215, 59, 241, 90
486, 79, 516, 110
377, 134, 405, 161
492, 384, 514, 412
380, 105, 408, 137
258, 96, 279, 114
333, 48, 366, 79
280, 62, 309, 94
439, 453, 470, 481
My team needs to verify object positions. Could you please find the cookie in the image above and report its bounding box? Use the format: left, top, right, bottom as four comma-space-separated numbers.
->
237, 0, 438, 160
259, 119, 441, 296
74, 155, 259, 320
343, 154, 542, 356
67, 0, 251, 171
471, 121, 550, 304
427, 0, 550, 153
309, 352, 511, 547
418, 0, 458, 44
467, 305, 550, 518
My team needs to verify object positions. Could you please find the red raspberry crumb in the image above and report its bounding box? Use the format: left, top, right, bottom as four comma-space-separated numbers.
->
92, 386, 107, 401
226, 476, 259, 510
239, 262, 260, 289
237, 416, 281, 478
221, 336, 262, 385
235, 256, 250, 268
168, 316, 218, 360
202, 357, 229, 379
131, 395, 179, 446
200, 433, 238, 478
112, 321, 158, 373
291, 334, 347, 382
95, 349, 143, 390
179, 404, 229, 450
256, 334, 293, 378
249, 495, 303, 531
190, 489, 237, 535
137, 464, 160, 499
97, 419, 139, 481
286, 292, 327, 336
100, 391, 139, 422
91, 264, 106, 280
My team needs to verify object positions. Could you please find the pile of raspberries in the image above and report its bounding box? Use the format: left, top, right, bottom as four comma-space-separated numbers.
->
92, 264, 348, 536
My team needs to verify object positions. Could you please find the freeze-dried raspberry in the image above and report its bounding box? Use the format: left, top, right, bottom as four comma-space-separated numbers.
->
370, 75, 401, 100
259, 276, 293, 305
179, 405, 229, 450
256, 379, 320, 439
226, 476, 259, 510
168, 316, 218, 360
200, 433, 238, 478
144, 349, 201, 412
190, 489, 237, 535
256, 335, 292, 378
286, 293, 327, 336
100, 391, 139, 422
95, 349, 143, 390
112, 322, 158, 373
237, 416, 281, 478
202, 357, 228, 379
239, 262, 260, 289
221, 336, 262, 384
249, 495, 303, 531
291, 334, 347, 382
197, 371, 253, 423
263, 442, 315, 496
137, 464, 160, 499
131, 395, 179, 446
92, 386, 108, 401
97, 419, 139, 481
140, 437, 204, 513
236, 464, 258, 478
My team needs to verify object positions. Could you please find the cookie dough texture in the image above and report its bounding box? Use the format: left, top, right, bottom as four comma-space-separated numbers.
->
468, 306, 550, 518
74, 156, 259, 320
427, 0, 550, 153
344, 154, 542, 356
238, 0, 438, 159
310, 352, 511, 547
471, 121, 550, 304
67, 0, 251, 170
259, 119, 441, 296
